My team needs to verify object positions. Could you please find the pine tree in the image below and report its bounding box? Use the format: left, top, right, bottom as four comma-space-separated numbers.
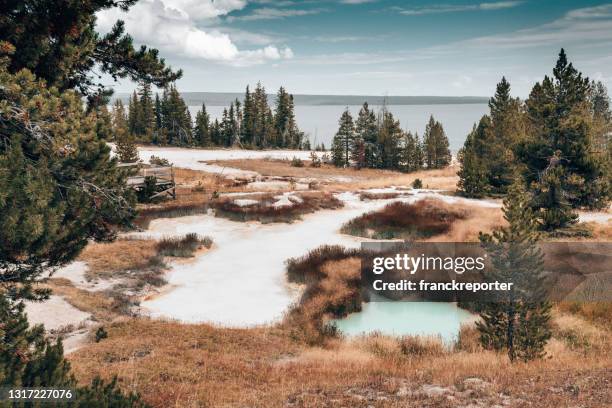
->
0, 295, 147, 405
377, 109, 403, 170
486, 77, 525, 194
153, 93, 164, 144
351, 137, 366, 169
128, 91, 141, 136
241, 85, 255, 146
138, 82, 155, 141
194, 103, 211, 147
0, 0, 181, 102
531, 156, 578, 231
457, 118, 493, 197
457, 147, 489, 198
162, 85, 192, 146
331, 109, 355, 167
401, 131, 422, 172
95, 104, 114, 141
477, 182, 552, 362
1, 67, 134, 302
423, 115, 450, 168
517, 49, 610, 211
112, 99, 138, 163
354, 102, 378, 168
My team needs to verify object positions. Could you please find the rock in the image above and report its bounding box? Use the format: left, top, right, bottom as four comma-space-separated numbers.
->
396, 386, 411, 397
421, 384, 451, 397
463, 377, 491, 390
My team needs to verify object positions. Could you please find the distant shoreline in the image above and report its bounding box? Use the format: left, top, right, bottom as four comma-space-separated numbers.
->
113, 92, 489, 106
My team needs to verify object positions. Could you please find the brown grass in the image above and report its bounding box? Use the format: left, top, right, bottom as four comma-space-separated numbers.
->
284, 257, 364, 345
68, 309, 611, 408
79, 239, 162, 280
46, 278, 120, 321
341, 199, 469, 240
211, 159, 460, 191
211, 191, 343, 223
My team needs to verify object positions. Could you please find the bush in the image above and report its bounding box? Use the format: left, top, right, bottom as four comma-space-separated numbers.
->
400, 336, 445, 357
341, 199, 467, 239
156, 233, 213, 257
290, 156, 304, 167
412, 178, 423, 189
137, 176, 158, 203
285, 245, 360, 283
309, 151, 322, 167
95, 326, 108, 342
149, 155, 171, 166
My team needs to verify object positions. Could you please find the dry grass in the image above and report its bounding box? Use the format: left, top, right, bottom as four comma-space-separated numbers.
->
68, 309, 612, 408
79, 239, 162, 280
173, 167, 247, 193
557, 302, 612, 328
341, 199, 470, 240
156, 233, 213, 258
211, 159, 460, 191
45, 278, 120, 321
284, 257, 364, 345
212, 191, 343, 223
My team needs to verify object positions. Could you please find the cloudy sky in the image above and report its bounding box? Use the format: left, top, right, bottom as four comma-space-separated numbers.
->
97, 0, 612, 97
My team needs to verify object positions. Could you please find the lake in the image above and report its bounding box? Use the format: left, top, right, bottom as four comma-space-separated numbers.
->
332, 296, 475, 344
188, 104, 489, 152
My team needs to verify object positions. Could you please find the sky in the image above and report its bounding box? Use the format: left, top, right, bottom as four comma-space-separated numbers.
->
96, 0, 612, 97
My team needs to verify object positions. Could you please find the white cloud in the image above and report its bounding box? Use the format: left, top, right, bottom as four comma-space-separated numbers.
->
453, 3, 612, 49
96, 0, 293, 66
228, 7, 325, 21
399, 1, 522, 16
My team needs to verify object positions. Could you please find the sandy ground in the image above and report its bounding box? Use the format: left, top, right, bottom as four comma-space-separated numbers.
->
25, 295, 92, 354
134, 145, 315, 177
53, 260, 119, 292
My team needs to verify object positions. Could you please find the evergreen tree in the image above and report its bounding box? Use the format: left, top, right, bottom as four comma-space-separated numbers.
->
137, 82, 155, 141
531, 154, 578, 231
478, 182, 552, 362
162, 85, 192, 146
127, 90, 141, 136
401, 131, 423, 172
0, 0, 180, 104
457, 118, 493, 197
112, 99, 138, 163
350, 137, 366, 169
377, 109, 403, 169
486, 77, 525, 194
331, 109, 355, 167
1, 67, 134, 302
423, 115, 451, 169
194, 103, 211, 147
354, 102, 378, 168
516, 49, 609, 211
241, 85, 255, 146
457, 146, 489, 198
153, 93, 164, 144
0, 295, 147, 406
94, 104, 114, 141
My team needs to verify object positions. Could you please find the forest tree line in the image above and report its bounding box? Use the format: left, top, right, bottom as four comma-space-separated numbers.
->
331, 104, 451, 171
112, 82, 306, 153
457, 49, 611, 232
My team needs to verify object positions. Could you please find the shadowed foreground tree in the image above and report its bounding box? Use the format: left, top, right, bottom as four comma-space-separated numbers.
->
478, 183, 552, 362
0, 0, 181, 105
0, 65, 135, 302
0, 296, 148, 406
